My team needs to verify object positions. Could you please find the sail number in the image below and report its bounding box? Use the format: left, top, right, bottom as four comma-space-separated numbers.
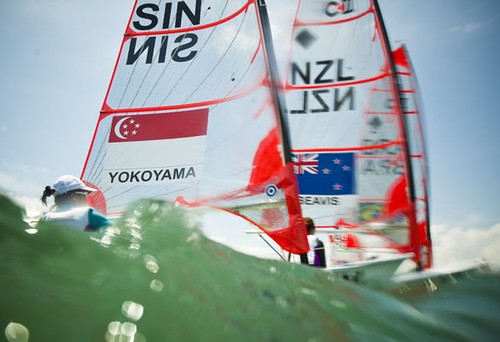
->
127, 1, 202, 64
289, 59, 356, 114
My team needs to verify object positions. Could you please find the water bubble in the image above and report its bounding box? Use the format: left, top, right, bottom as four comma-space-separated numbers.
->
105, 321, 139, 342
144, 255, 159, 273
106, 321, 121, 337
330, 299, 347, 309
5, 322, 29, 342
121, 322, 137, 337
129, 242, 141, 251
149, 202, 161, 212
150, 279, 164, 292
300, 288, 317, 296
24, 228, 38, 235
275, 296, 288, 308
186, 232, 200, 243
121, 301, 144, 321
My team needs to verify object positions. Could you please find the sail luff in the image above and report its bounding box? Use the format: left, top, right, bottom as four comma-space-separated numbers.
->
395, 44, 433, 269
81, 4, 138, 180
372, 0, 423, 269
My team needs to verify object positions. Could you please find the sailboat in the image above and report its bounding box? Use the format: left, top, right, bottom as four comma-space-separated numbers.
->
281, 0, 433, 281
81, 0, 434, 284
81, 0, 309, 256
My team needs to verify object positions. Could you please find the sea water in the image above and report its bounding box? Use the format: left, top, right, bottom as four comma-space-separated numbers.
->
1, 193, 499, 341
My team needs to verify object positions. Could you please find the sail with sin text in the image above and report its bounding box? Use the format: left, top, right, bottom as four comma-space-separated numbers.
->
283, 0, 432, 270
81, 0, 308, 254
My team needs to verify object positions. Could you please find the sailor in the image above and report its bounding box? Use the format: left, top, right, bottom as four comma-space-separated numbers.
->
303, 217, 326, 268
40, 175, 110, 231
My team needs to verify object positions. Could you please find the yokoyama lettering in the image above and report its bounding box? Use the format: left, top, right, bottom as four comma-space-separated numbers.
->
109, 167, 197, 184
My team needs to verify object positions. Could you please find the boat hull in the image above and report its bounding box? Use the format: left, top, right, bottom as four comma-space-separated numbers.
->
327, 253, 414, 286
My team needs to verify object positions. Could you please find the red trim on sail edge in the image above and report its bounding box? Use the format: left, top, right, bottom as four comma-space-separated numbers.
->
374, 0, 425, 268
124, 0, 253, 36
399, 89, 416, 94
176, 164, 309, 254
82, 2, 136, 178
99, 77, 266, 119
292, 141, 401, 153
285, 71, 388, 91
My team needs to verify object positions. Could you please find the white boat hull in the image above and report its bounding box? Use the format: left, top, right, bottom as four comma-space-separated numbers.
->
392, 259, 489, 287
326, 253, 414, 286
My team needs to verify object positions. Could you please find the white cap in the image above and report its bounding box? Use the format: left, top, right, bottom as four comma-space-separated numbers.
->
52, 175, 96, 196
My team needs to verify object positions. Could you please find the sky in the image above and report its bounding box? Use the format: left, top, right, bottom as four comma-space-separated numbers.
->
0, 0, 499, 269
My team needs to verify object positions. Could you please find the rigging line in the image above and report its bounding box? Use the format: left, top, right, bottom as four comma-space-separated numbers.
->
373, 0, 422, 269
117, 38, 147, 109
203, 94, 270, 156
256, 0, 292, 164
118, 0, 205, 108
128, 0, 177, 108
149, 1, 233, 107
86, 125, 112, 182
132, 0, 179, 107
258, 234, 286, 261
286, 72, 388, 90
182, 5, 250, 104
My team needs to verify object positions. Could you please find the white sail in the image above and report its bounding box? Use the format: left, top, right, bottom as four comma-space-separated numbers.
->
283, 0, 431, 269
81, 0, 309, 254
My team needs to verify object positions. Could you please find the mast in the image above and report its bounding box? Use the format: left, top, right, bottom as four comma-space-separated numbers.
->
373, 0, 423, 270
256, 0, 308, 263
255, 0, 293, 164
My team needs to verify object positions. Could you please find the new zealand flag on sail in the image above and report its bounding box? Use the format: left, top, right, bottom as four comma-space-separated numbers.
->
292, 152, 355, 195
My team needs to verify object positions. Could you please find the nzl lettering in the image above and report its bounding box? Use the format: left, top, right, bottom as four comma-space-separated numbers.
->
290, 59, 355, 114
127, 1, 201, 65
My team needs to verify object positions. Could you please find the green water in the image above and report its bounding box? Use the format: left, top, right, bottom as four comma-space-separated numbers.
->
1, 193, 499, 341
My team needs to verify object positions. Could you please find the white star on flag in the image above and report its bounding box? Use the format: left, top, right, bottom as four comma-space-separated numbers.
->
333, 183, 343, 191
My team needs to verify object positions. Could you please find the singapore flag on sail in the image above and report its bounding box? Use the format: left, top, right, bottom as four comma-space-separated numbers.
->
104, 109, 208, 185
